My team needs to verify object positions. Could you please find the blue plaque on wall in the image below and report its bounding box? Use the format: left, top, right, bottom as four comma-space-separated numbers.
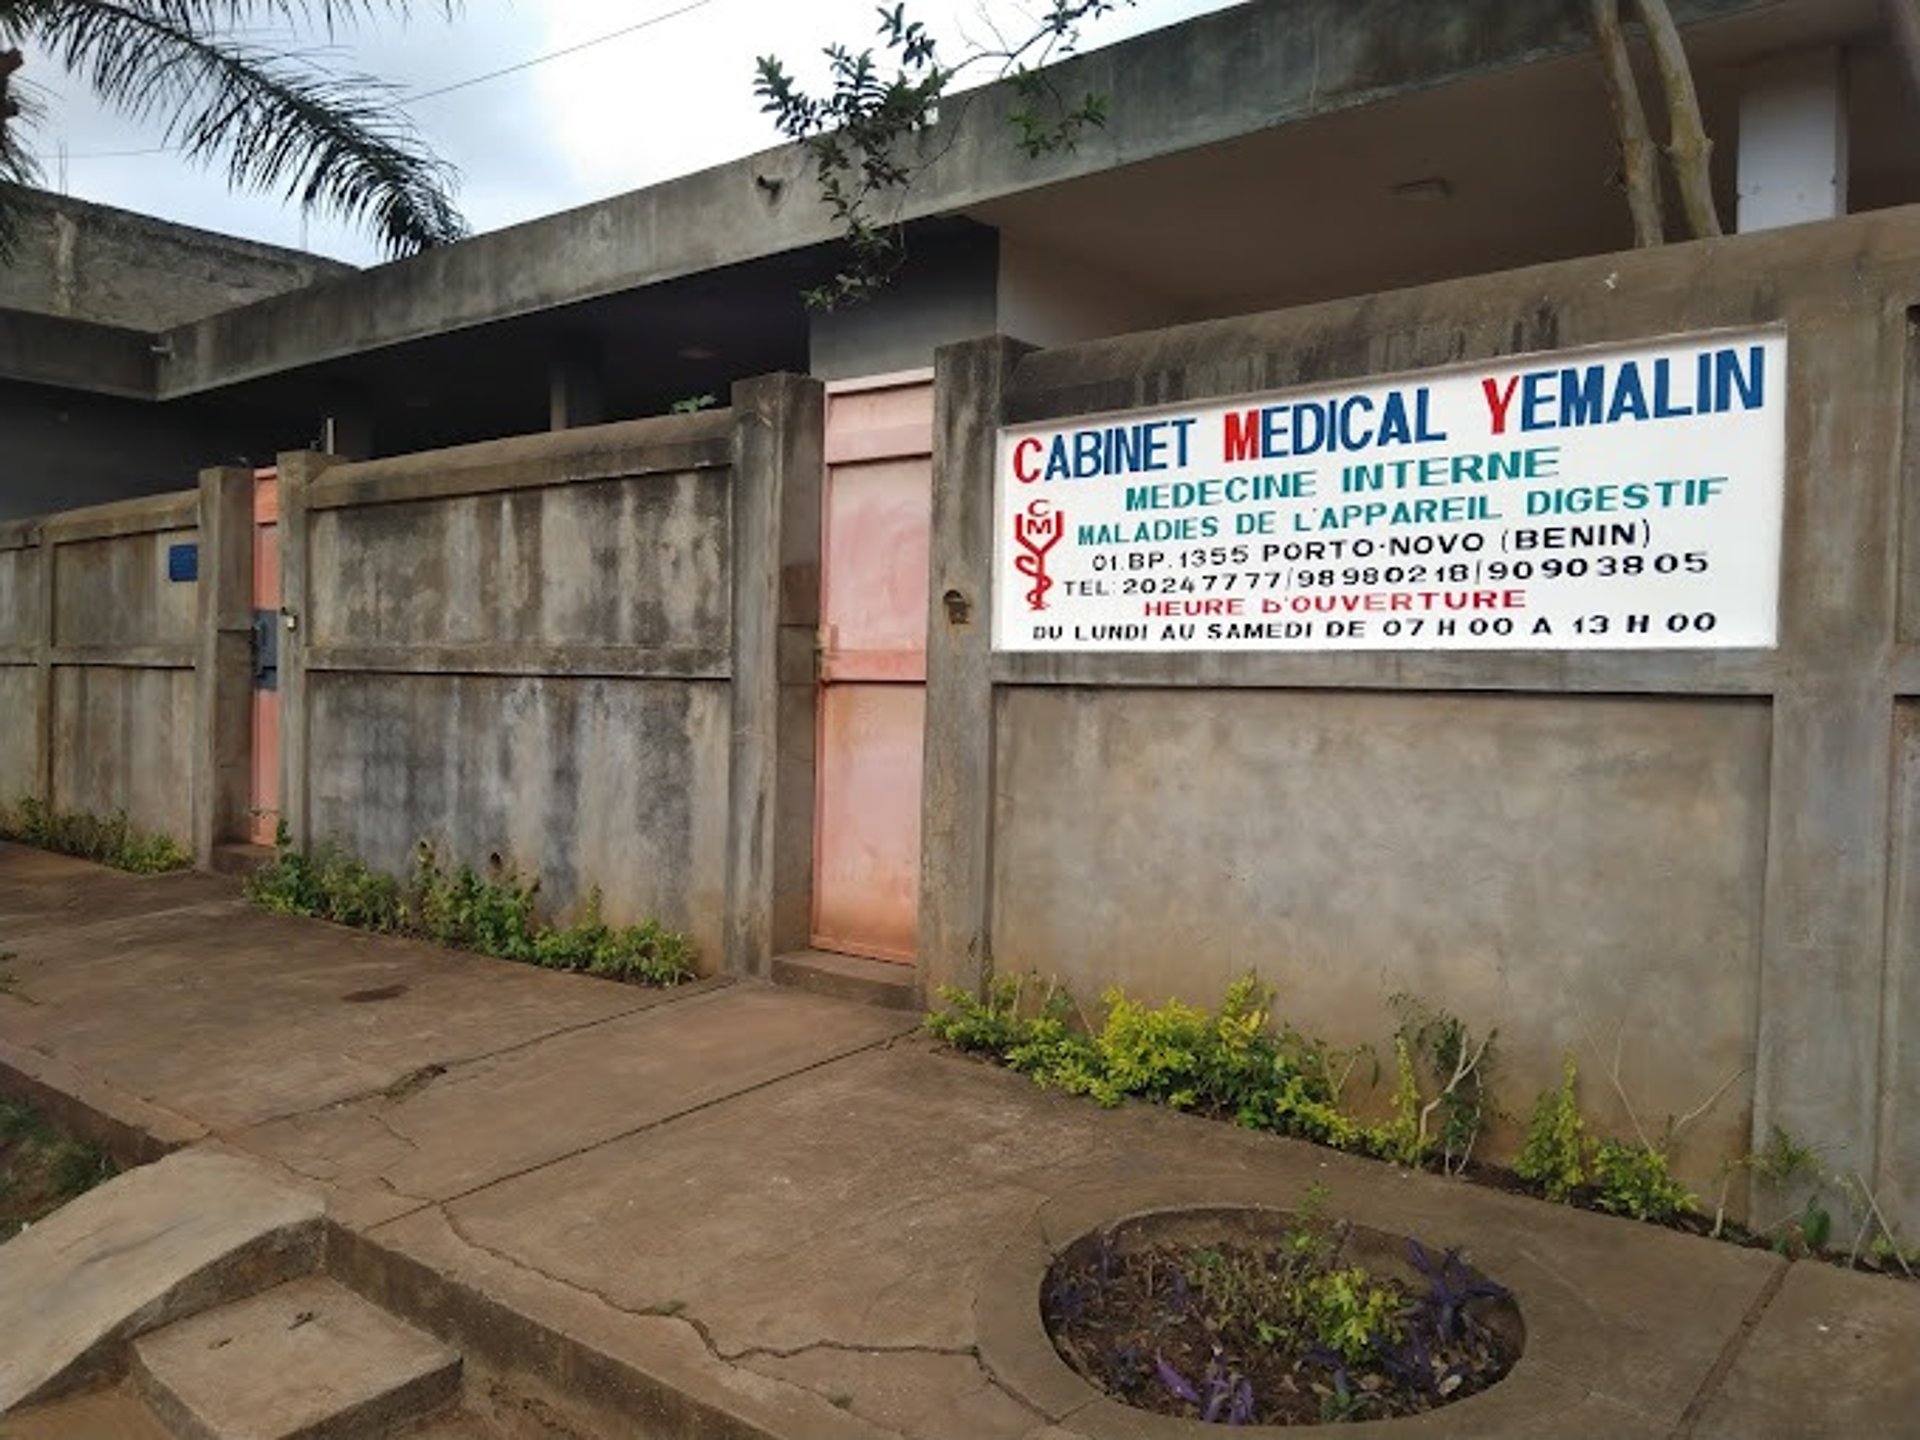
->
167, 543, 199, 582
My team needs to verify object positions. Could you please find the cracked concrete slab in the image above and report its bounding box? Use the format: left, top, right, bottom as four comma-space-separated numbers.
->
0, 895, 670, 1130
739, 1349, 1041, 1440
234, 986, 917, 1212
420, 1044, 1132, 1361
1689, 1259, 1920, 1439
341, 1209, 905, 1440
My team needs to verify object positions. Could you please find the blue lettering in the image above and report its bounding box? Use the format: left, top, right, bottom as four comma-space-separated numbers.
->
1606, 362, 1650, 423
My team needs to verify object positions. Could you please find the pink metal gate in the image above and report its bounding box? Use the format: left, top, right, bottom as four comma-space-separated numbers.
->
250, 469, 281, 846
811, 372, 934, 963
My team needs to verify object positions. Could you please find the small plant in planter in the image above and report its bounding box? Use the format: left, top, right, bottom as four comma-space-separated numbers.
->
1043, 1199, 1521, 1426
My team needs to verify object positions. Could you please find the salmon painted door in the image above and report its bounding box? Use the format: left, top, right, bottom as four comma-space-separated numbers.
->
249, 470, 281, 846
812, 372, 934, 963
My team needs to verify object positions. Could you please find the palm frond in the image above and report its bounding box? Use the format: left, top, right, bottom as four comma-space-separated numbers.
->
0, 43, 42, 256
2, 0, 466, 256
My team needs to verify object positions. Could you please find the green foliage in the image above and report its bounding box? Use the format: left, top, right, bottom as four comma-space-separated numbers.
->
1516, 1055, 1588, 1203
0, 795, 189, 874
0, 1096, 116, 1240
1392, 995, 1496, 1174
1376, 1034, 1427, 1167
1180, 1200, 1402, 1368
669, 393, 719, 414
1591, 1139, 1694, 1223
246, 825, 401, 930
527, 890, 695, 986
927, 973, 1375, 1153
0, 1, 466, 258
1750, 1124, 1822, 1187
754, 2, 1127, 308
1293, 1264, 1405, 1365
244, 831, 693, 986
924, 974, 1045, 1054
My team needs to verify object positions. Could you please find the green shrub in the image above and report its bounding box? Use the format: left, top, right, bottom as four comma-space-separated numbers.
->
925, 975, 1041, 1054
0, 795, 189, 874
1375, 1034, 1427, 1166
1292, 1264, 1406, 1365
1516, 1055, 1588, 1202
528, 889, 695, 985
1392, 996, 1497, 1174
927, 973, 1372, 1150
1591, 1139, 1694, 1223
243, 831, 692, 986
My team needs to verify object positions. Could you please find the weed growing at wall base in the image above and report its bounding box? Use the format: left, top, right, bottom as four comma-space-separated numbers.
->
245, 829, 694, 986
927, 974, 1919, 1276
0, 796, 189, 874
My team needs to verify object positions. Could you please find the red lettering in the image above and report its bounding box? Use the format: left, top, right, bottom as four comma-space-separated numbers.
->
1144, 598, 1244, 617
1013, 436, 1042, 483
1481, 377, 1519, 436
1223, 411, 1262, 463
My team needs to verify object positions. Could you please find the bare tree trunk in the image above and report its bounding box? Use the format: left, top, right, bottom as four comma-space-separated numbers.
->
1884, 0, 1920, 103
1592, 0, 1665, 246
1632, 0, 1723, 238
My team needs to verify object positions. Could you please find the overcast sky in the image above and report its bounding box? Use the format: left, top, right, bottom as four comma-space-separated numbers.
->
11, 0, 1239, 265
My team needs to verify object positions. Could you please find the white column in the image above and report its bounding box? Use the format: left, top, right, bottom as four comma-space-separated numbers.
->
1737, 47, 1849, 232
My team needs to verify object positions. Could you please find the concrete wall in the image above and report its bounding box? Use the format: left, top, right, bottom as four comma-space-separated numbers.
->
924, 207, 1920, 1231
276, 378, 823, 974
0, 190, 351, 332
0, 492, 203, 841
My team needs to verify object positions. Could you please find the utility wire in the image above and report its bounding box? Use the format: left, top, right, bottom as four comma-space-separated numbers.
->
57, 0, 718, 161
405, 0, 715, 104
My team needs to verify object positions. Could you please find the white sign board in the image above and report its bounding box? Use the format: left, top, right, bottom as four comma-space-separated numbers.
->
993, 331, 1787, 652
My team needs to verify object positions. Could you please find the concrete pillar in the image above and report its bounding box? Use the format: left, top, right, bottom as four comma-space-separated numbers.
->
272, 450, 340, 852
31, 524, 53, 806
548, 346, 607, 431
190, 468, 254, 867
918, 336, 1033, 998
1738, 48, 1848, 232
724, 374, 825, 977
1748, 305, 1900, 1224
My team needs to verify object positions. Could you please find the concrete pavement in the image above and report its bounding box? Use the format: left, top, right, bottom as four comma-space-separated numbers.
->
1, 842, 1914, 1439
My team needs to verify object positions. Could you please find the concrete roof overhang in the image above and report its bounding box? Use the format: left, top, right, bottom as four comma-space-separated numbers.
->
137, 0, 1855, 403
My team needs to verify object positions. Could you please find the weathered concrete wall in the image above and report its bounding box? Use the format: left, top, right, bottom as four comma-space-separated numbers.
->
926, 207, 1920, 1231
991, 690, 1770, 1173
0, 190, 350, 332
0, 493, 203, 841
0, 534, 45, 800
280, 380, 823, 974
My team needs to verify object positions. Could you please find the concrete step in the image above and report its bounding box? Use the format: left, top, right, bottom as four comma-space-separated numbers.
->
770, 948, 919, 1011
208, 844, 275, 877
131, 1277, 461, 1440
0, 1149, 324, 1413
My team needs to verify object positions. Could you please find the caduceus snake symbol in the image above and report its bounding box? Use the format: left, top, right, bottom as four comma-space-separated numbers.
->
1013, 504, 1065, 612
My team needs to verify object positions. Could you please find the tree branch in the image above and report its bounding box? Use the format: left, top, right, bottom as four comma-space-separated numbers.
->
1591, 0, 1664, 246
1631, 0, 1722, 238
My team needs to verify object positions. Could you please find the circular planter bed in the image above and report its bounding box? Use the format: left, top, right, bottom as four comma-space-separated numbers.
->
1043, 1207, 1523, 1427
